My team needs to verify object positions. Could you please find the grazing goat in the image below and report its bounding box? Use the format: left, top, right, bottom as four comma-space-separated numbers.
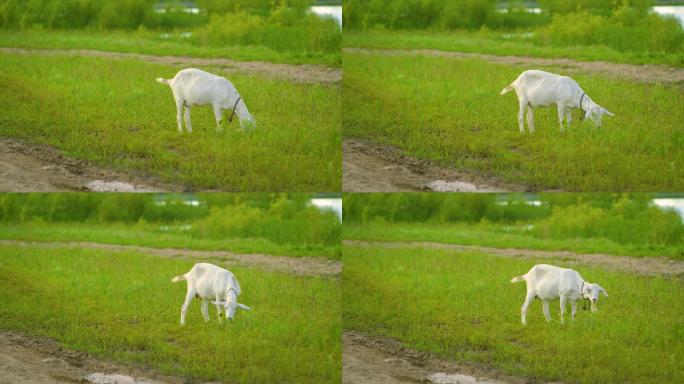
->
172, 263, 250, 324
156, 68, 255, 133
500, 70, 614, 133
511, 264, 608, 325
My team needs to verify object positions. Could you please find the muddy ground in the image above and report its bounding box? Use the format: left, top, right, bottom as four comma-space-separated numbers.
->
0, 47, 341, 85
0, 330, 186, 384
344, 47, 684, 86
0, 239, 340, 277
344, 239, 684, 277
343, 331, 528, 384
343, 139, 525, 192
0, 138, 179, 192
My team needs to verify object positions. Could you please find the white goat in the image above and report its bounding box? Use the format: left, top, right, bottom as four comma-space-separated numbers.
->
156, 68, 255, 133
511, 264, 608, 325
500, 70, 614, 133
171, 263, 250, 324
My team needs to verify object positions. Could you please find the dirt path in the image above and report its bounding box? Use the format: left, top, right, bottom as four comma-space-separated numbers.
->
0, 239, 340, 277
0, 47, 341, 85
343, 139, 526, 192
344, 47, 684, 86
0, 138, 180, 192
343, 331, 527, 384
344, 240, 684, 277
0, 330, 185, 384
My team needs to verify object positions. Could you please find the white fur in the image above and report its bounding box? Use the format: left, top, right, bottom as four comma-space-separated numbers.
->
500, 70, 614, 133
171, 263, 250, 324
156, 68, 255, 133
511, 264, 608, 325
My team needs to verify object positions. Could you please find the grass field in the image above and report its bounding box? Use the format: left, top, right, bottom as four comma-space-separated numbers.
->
0, 29, 341, 67
0, 52, 340, 191
343, 245, 684, 384
343, 221, 684, 260
344, 30, 684, 67
0, 245, 340, 383
0, 222, 340, 259
343, 53, 684, 191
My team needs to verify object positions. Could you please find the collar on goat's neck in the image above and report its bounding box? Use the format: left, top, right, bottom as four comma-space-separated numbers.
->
228, 96, 241, 123
579, 92, 587, 120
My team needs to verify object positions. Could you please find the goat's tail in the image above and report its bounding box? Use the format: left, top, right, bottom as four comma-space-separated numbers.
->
155, 77, 170, 85
510, 275, 526, 283
500, 83, 515, 95
171, 274, 186, 283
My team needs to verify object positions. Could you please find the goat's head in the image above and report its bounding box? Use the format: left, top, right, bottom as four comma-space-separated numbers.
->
212, 289, 250, 320
581, 283, 608, 311
584, 105, 614, 127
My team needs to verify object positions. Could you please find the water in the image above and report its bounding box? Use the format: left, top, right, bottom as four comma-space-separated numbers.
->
310, 5, 342, 27
653, 198, 684, 220
653, 6, 684, 26
310, 198, 342, 221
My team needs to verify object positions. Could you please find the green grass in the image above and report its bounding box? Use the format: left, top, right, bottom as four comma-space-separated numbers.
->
343, 53, 684, 191
344, 30, 684, 67
0, 29, 341, 67
0, 53, 341, 191
343, 222, 684, 260
0, 222, 340, 259
343, 245, 684, 384
0, 245, 340, 383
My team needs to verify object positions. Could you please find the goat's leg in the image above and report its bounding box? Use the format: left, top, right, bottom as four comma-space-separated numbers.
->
542, 300, 552, 322
571, 300, 578, 320
176, 100, 184, 133
557, 105, 565, 132
212, 104, 223, 132
184, 106, 192, 133
565, 110, 572, 127
180, 289, 195, 325
215, 303, 223, 323
559, 296, 567, 324
200, 299, 210, 322
526, 107, 535, 133
518, 100, 527, 133
520, 290, 535, 325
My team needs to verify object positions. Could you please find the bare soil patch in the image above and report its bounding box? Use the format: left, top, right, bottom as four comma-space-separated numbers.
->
343, 331, 525, 384
0, 138, 178, 192
0, 47, 341, 85
344, 240, 684, 277
343, 139, 525, 192
344, 47, 684, 86
0, 330, 184, 384
0, 240, 340, 277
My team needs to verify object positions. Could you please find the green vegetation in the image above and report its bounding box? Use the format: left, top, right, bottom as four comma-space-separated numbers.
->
0, 53, 341, 191
344, 1, 684, 66
343, 245, 684, 384
0, 0, 341, 66
343, 194, 684, 259
343, 53, 684, 191
0, 245, 340, 383
0, 194, 342, 259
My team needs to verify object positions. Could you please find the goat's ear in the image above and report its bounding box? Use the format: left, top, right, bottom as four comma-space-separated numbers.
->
599, 286, 609, 297
601, 108, 614, 117
584, 109, 592, 120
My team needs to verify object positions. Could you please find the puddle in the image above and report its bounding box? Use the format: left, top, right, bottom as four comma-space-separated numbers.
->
85, 372, 159, 384
428, 372, 506, 384
85, 180, 158, 192
426, 180, 499, 192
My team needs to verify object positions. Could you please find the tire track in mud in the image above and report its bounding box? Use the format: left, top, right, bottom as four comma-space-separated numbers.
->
0, 137, 178, 192
0, 47, 341, 84
344, 239, 684, 277
343, 331, 525, 384
344, 47, 684, 86
343, 139, 526, 193
0, 330, 183, 384
0, 240, 340, 277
